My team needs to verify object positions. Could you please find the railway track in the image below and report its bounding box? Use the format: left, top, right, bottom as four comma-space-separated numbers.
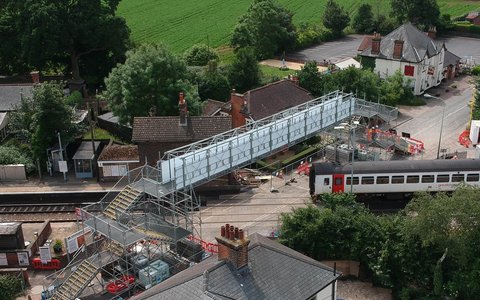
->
0, 203, 97, 214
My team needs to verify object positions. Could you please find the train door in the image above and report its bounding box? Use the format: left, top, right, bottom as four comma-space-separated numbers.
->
316, 175, 333, 194
332, 174, 345, 193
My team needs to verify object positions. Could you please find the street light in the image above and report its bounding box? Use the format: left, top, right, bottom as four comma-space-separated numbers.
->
424, 93, 446, 159
334, 120, 359, 193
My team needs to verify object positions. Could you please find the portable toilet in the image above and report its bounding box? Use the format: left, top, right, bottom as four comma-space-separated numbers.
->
138, 266, 160, 289
150, 259, 170, 282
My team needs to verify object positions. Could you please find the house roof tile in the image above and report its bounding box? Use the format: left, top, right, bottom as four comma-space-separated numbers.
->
132, 116, 231, 143
244, 80, 313, 121
133, 233, 339, 300
202, 100, 230, 116
360, 23, 444, 63
0, 84, 34, 112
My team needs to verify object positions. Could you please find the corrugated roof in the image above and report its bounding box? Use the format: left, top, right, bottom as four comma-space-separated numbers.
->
72, 141, 101, 160
98, 145, 139, 162
132, 116, 231, 143
244, 80, 313, 121
0, 84, 34, 111
134, 233, 338, 300
360, 23, 444, 63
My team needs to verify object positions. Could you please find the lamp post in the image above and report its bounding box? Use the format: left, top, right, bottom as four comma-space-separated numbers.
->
334, 120, 359, 193
424, 93, 446, 159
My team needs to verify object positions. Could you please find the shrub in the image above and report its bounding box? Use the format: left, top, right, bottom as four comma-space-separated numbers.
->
65, 91, 83, 107
0, 145, 36, 174
472, 65, 480, 76
53, 239, 63, 253
184, 44, 219, 66
0, 275, 22, 300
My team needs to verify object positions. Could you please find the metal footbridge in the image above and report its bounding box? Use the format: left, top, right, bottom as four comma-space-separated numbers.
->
49, 90, 397, 299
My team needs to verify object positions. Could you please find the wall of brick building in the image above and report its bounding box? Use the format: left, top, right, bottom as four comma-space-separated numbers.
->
138, 142, 191, 166
230, 94, 246, 128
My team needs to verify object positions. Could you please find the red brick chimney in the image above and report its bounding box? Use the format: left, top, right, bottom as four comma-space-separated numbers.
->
371, 32, 381, 55
427, 26, 437, 39
30, 71, 40, 84
230, 90, 246, 128
179, 92, 188, 126
215, 224, 250, 269
393, 40, 404, 59
291, 75, 299, 86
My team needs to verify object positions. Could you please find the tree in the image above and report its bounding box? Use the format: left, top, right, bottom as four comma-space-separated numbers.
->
297, 61, 324, 96
0, 0, 130, 81
380, 70, 414, 106
0, 274, 22, 300
30, 82, 78, 163
352, 4, 375, 34
8, 82, 78, 164
472, 77, 480, 120
390, 0, 440, 28
184, 44, 219, 66
197, 61, 231, 101
228, 47, 261, 92
231, 0, 296, 59
323, 67, 381, 101
323, 0, 350, 36
104, 44, 202, 125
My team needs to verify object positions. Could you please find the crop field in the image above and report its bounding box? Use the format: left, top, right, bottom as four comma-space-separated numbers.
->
117, 0, 479, 53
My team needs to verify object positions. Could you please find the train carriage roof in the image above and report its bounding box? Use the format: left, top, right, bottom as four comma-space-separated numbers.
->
313, 159, 480, 175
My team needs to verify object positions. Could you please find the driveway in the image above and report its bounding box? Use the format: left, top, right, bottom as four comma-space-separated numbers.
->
289, 34, 480, 65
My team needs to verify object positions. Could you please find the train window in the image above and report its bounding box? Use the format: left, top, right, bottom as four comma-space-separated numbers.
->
346, 177, 359, 185
324, 178, 330, 185
335, 178, 342, 185
406, 175, 419, 183
451, 174, 464, 182
376, 176, 389, 184
361, 176, 374, 184
467, 174, 479, 182
437, 174, 450, 183
421, 175, 434, 183
392, 176, 404, 184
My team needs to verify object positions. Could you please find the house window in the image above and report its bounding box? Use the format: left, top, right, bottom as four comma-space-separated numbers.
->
404, 65, 415, 76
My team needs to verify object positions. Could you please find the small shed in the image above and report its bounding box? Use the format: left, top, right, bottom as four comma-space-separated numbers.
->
0, 222, 25, 250
97, 144, 140, 181
73, 141, 101, 179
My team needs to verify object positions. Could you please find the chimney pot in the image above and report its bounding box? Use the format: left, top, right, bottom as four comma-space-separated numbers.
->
221, 226, 226, 237
234, 227, 239, 239
30, 71, 40, 84
230, 227, 234, 240
239, 229, 244, 240
179, 92, 184, 104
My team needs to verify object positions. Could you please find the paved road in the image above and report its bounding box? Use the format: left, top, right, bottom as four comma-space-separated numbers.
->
288, 34, 480, 65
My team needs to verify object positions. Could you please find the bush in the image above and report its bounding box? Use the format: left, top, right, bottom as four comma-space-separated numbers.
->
295, 23, 335, 49
0, 145, 36, 174
65, 90, 83, 107
53, 239, 63, 253
472, 65, 480, 76
184, 44, 219, 66
0, 274, 22, 300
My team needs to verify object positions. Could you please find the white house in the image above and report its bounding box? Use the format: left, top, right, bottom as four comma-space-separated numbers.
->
358, 23, 459, 95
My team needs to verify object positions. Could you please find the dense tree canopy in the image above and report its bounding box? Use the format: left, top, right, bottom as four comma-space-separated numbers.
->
197, 61, 231, 101
352, 4, 375, 34
104, 44, 201, 125
280, 187, 480, 299
380, 70, 414, 106
297, 61, 324, 96
231, 0, 296, 59
390, 0, 440, 28
228, 47, 262, 93
322, 0, 350, 36
0, 0, 130, 82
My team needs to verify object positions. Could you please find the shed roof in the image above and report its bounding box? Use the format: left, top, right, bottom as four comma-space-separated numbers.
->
98, 145, 139, 162
444, 50, 461, 66
0, 222, 22, 235
202, 100, 231, 116
132, 116, 231, 143
73, 141, 101, 160
134, 233, 339, 300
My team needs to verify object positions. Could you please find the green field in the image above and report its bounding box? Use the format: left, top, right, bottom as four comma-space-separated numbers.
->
118, 0, 479, 53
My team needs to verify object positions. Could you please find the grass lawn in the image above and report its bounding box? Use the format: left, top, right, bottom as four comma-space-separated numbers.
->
118, 0, 477, 54
260, 65, 297, 83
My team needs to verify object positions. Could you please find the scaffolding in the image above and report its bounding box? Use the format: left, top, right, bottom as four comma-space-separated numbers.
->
43, 90, 398, 299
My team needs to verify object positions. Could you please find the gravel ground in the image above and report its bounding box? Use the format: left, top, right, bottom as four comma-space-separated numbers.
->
337, 280, 393, 300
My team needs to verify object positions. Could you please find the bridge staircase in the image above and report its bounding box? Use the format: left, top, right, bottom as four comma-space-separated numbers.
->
103, 185, 144, 220
51, 259, 99, 300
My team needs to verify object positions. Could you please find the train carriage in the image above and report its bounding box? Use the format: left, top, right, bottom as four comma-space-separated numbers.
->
309, 159, 480, 199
